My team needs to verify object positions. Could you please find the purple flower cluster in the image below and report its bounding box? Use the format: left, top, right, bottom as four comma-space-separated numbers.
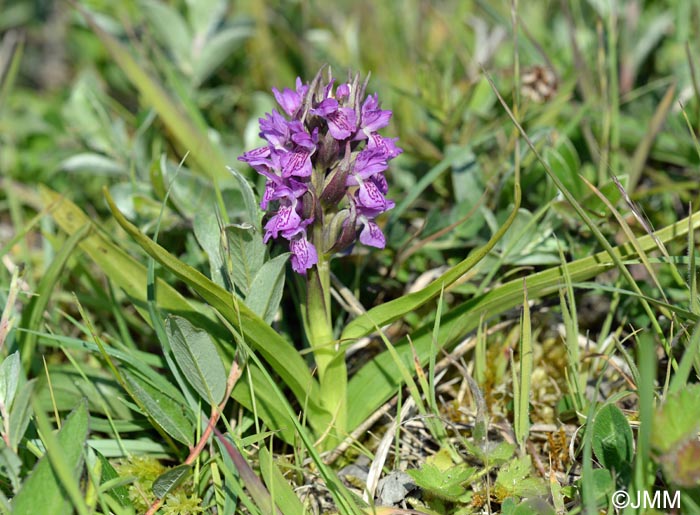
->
238, 69, 401, 274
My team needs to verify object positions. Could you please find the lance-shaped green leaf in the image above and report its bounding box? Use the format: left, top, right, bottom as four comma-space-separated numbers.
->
12, 402, 89, 515
140, 0, 192, 72
227, 166, 262, 227
152, 464, 192, 498
9, 379, 35, 450
123, 370, 194, 446
225, 223, 265, 297
0, 352, 20, 411
166, 316, 227, 405
246, 253, 289, 323
193, 208, 227, 288
95, 450, 131, 507
192, 25, 252, 86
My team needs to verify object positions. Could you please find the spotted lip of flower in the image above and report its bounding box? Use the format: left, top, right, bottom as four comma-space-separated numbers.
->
310, 98, 357, 140
290, 234, 318, 273
356, 179, 392, 212
358, 218, 386, 248
238, 69, 401, 274
279, 127, 318, 178
263, 203, 301, 242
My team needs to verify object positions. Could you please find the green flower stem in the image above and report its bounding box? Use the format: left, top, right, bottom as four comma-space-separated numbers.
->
305, 249, 347, 446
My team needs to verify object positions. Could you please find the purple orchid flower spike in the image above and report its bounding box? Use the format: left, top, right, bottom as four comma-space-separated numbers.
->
237, 67, 401, 274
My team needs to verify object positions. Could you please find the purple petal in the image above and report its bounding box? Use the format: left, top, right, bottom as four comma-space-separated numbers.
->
290, 237, 318, 273
260, 181, 276, 210
362, 93, 379, 112
370, 173, 389, 194
273, 87, 301, 117
322, 78, 335, 99
281, 148, 312, 177
336, 83, 351, 99
357, 180, 390, 211
326, 107, 357, 140
291, 127, 318, 150
361, 109, 392, 133
259, 111, 291, 148
295, 77, 309, 96
367, 133, 403, 159
347, 147, 388, 183
286, 178, 310, 197
359, 220, 386, 248
271, 78, 309, 118
238, 146, 271, 166
311, 99, 357, 140
260, 179, 306, 209
311, 98, 339, 117
264, 204, 301, 239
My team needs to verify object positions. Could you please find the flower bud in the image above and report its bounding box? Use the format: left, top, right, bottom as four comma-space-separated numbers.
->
324, 209, 357, 254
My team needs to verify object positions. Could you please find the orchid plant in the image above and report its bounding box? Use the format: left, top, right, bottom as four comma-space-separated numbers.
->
238, 67, 401, 440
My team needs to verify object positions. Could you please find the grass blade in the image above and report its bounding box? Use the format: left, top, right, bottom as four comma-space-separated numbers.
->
18, 223, 90, 372
514, 282, 532, 450
346, 209, 700, 431
341, 181, 521, 342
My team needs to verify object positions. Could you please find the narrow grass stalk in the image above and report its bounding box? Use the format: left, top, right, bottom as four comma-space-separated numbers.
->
557, 241, 585, 413
514, 282, 532, 451
607, 4, 621, 177
633, 332, 657, 501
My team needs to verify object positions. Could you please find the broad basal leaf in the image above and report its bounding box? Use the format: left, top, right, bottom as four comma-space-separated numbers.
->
12, 402, 88, 515
591, 403, 633, 480
123, 370, 194, 446
166, 315, 227, 405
